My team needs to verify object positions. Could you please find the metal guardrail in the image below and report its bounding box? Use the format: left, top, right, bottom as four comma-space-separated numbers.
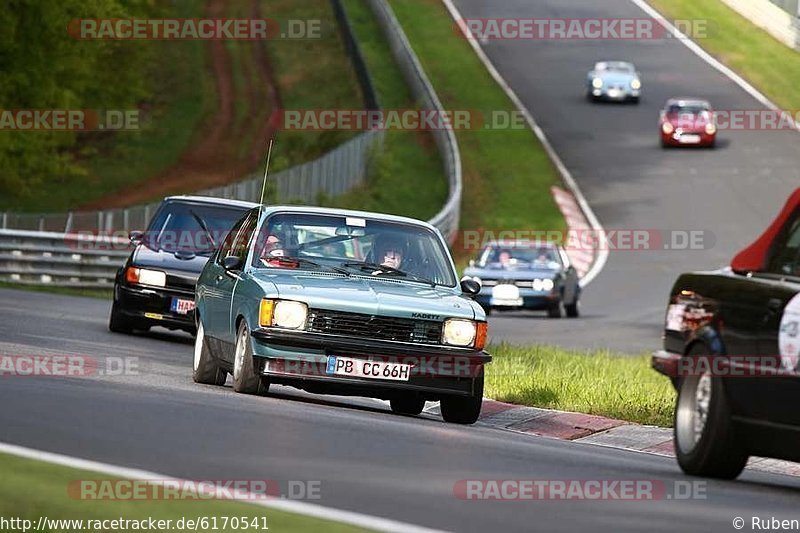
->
0, 229, 129, 288
367, 0, 463, 243
0, 0, 464, 288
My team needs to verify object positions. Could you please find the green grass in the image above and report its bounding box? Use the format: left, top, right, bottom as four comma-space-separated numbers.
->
0, 282, 112, 300
325, 0, 445, 220
647, 0, 800, 110
0, 452, 367, 533
390, 0, 565, 254
266, 0, 365, 173
486, 344, 674, 426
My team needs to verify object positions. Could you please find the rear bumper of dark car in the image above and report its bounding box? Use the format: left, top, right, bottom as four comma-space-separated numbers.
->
252, 328, 490, 398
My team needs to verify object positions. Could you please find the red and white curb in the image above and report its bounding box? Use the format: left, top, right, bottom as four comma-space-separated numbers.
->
551, 186, 595, 279
426, 400, 800, 478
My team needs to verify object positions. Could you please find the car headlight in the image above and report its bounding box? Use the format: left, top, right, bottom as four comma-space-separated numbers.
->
442, 319, 477, 347
592, 78, 603, 89
662, 122, 674, 135
125, 267, 166, 287
532, 278, 556, 291
705, 123, 717, 135
260, 299, 308, 329
630, 79, 641, 90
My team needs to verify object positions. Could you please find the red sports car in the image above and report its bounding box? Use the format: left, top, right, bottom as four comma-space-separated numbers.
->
659, 98, 717, 148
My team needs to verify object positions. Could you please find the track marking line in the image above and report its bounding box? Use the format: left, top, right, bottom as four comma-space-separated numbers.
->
631, 0, 800, 131
441, 0, 609, 288
0, 441, 446, 533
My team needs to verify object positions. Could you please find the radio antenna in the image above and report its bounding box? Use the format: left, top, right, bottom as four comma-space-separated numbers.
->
259, 139, 274, 219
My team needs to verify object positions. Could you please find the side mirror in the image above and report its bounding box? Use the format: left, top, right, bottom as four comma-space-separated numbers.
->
468, 259, 476, 267
129, 230, 143, 245
460, 276, 481, 296
222, 255, 243, 271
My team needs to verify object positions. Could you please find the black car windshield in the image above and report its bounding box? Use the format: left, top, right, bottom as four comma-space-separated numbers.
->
477, 244, 562, 269
145, 202, 250, 254
252, 212, 457, 286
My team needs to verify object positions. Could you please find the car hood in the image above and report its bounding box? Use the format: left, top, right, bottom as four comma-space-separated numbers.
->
251, 271, 477, 321
665, 112, 711, 128
132, 245, 212, 274
464, 267, 560, 280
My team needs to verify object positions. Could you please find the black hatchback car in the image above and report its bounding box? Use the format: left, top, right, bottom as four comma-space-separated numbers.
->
109, 195, 258, 335
653, 188, 800, 479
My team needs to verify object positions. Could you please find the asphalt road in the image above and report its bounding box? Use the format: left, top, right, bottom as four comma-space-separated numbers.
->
456, 0, 800, 353
3, 288, 800, 532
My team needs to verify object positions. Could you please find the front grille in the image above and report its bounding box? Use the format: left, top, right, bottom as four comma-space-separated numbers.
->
306, 309, 443, 345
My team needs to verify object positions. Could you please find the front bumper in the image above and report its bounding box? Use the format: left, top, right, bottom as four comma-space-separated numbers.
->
475, 289, 559, 310
591, 87, 640, 100
661, 130, 716, 146
252, 328, 490, 398
652, 350, 681, 378
115, 283, 196, 331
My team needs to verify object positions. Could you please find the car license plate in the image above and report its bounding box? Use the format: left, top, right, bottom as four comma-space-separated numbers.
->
326, 356, 411, 381
679, 134, 701, 144
491, 285, 522, 306
607, 89, 622, 98
171, 297, 196, 315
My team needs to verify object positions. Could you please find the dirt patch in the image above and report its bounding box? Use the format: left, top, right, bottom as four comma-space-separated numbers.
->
81, 0, 281, 209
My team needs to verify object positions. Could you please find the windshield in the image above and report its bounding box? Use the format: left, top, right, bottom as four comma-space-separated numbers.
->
477, 244, 562, 269
667, 104, 709, 115
145, 202, 250, 254
596, 62, 633, 73
252, 212, 457, 286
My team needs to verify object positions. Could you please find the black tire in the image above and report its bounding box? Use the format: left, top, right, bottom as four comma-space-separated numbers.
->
441, 373, 484, 425
673, 346, 748, 479
547, 301, 564, 319
108, 301, 134, 334
193, 322, 227, 386
233, 321, 269, 395
390, 397, 426, 416
565, 299, 580, 318
481, 305, 493, 317
630, 96, 640, 105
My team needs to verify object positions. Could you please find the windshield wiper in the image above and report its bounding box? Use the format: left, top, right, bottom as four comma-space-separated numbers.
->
342, 261, 436, 287
189, 209, 217, 249
265, 256, 350, 276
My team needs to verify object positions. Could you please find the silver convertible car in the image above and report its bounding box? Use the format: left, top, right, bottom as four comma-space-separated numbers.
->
193, 206, 491, 424
463, 241, 580, 318
586, 61, 642, 103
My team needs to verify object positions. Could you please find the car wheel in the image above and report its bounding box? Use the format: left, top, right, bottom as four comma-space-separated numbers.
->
233, 321, 269, 395
390, 397, 426, 416
674, 347, 748, 479
631, 96, 640, 104
108, 301, 134, 334
481, 305, 493, 317
192, 322, 227, 386
565, 299, 580, 318
441, 373, 483, 424
547, 301, 564, 318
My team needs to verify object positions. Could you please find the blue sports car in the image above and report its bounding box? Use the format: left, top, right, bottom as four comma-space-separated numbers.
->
193, 206, 491, 424
586, 61, 642, 103
463, 241, 580, 318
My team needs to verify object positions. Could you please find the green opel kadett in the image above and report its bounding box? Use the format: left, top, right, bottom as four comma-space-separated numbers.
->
193, 206, 491, 424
